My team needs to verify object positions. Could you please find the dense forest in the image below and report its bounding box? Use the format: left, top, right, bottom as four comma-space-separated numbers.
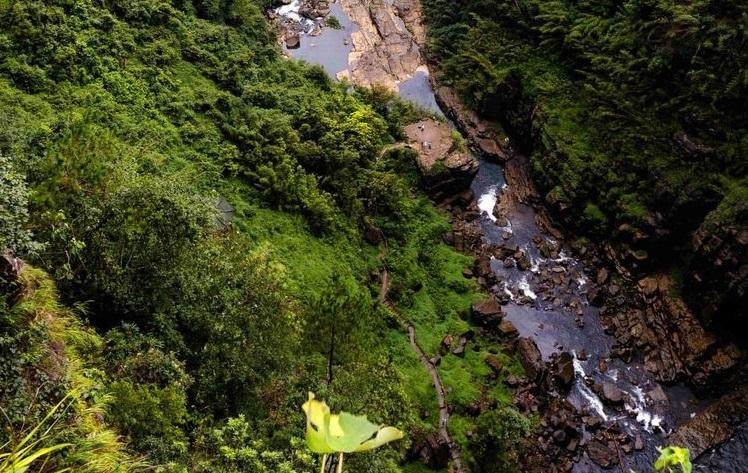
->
0, 1, 528, 471
421, 0, 747, 328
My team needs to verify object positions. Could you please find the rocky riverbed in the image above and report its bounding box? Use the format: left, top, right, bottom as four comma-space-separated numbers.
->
271, 0, 748, 471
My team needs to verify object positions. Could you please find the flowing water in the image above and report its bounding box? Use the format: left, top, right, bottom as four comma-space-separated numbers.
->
273, 2, 745, 471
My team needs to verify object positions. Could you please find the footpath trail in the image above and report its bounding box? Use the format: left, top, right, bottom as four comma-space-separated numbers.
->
378, 261, 465, 473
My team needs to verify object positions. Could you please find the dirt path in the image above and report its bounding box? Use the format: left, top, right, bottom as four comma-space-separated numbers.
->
378, 264, 465, 473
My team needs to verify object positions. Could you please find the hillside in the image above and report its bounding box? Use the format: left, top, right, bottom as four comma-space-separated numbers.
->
0, 1, 525, 471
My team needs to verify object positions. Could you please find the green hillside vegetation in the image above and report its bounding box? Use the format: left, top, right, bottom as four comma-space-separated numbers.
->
421, 0, 747, 324
0, 1, 526, 471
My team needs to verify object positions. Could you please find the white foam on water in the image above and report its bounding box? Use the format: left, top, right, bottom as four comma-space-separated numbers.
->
501, 183, 508, 191
275, 0, 315, 27
552, 251, 572, 263
276, 0, 302, 19
518, 276, 537, 300
572, 352, 608, 420
606, 368, 619, 382
478, 185, 499, 222
502, 282, 516, 302
627, 386, 664, 432
577, 275, 588, 287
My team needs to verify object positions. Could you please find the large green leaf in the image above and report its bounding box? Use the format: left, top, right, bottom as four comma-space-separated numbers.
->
301, 393, 404, 454
654, 446, 692, 473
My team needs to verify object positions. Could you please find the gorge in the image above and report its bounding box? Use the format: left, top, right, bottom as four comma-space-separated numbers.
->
274, 0, 748, 470
0, 1, 744, 472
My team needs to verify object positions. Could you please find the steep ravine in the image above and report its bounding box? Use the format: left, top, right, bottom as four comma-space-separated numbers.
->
271, 1, 748, 471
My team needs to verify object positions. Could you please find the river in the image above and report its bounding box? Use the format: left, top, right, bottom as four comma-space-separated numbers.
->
272, 2, 746, 471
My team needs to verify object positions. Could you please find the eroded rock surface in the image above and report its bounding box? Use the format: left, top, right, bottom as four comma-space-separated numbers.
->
670, 386, 748, 460
337, 0, 422, 90
404, 119, 478, 192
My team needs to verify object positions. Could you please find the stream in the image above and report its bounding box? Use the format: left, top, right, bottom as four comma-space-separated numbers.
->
272, 2, 745, 471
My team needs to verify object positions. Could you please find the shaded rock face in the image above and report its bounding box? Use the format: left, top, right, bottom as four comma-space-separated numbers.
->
404, 119, 478, 193
685, 221, 748, 329
1, 252, 22, 282
409, 431, 450, 469
433, 85, 510, 161
670, 386, 748, 460
597, 272, 744, 388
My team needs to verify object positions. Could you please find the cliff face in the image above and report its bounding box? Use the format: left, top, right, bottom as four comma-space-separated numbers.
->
686, 217, 748, 329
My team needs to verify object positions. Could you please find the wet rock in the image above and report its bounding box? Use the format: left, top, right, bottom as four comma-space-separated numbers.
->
596, 267, 609, 285
517, 337, 544, 381
285, 32, 300, 49
586, 440, 617, 468
471, 297, 504, 329
647, 385, 668, 403
497, 319, 518, 337
553, 352, 575, 390
634, 434, 644, 451
515, 251, 531, 271
583, 415, 603, 430
601, 383, 624, 405
670, 385, 748, 460
566, 437, 579, 452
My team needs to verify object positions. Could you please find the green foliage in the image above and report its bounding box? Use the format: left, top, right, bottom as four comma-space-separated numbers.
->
422, 0, 748, 263
467, 408, 530, 473
654, 446, 692, 473
0, 266, 139, 472
326, 15, 343, 29
0, 393, 74, 473
0, 154, 37, 255
0, 0, 526, 470
194, 415, 314, 473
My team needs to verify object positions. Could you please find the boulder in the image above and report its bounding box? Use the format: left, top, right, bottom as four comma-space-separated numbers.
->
452, 335, 468, 357
404, 119, 478, 193
553, 352, 575, 390
497, 319, 518, 337
1, 252, 23, 283
439, 335, 453, 356
484, 355, 503, 377
586, 440, 617, 468
285, 33, 300, 49
517, 337, 544, 381
601, 383, 624, 405
471, 297, 503, 329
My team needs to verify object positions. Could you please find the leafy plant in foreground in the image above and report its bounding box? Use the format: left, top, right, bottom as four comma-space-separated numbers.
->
0, 393, 75, 473
302, 392, 403, 472
654, 446, 692, 473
